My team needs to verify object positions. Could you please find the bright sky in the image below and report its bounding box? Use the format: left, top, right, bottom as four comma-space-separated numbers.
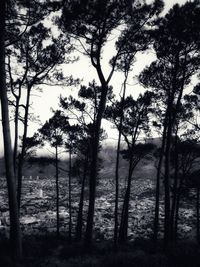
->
0, 0, 189, 156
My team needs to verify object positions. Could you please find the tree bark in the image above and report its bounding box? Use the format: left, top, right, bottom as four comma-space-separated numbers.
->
0, 0, 22, 259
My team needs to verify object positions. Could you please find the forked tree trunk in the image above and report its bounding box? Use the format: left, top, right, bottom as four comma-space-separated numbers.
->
76, 155, 88, 240
0, 0, 22, 259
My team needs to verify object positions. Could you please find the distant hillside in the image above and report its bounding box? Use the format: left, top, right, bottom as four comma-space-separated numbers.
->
145, 137, 162, 147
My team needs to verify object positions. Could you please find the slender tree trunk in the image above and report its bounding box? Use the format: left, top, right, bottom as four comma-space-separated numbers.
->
68, 147, 72, 242
164, 117, 172, 248
114, 131, 121, 245
13, 98, 20, 175
174, 176, 183, 241
85, 83, 108, 243
17, 86, 31, 209
118, 113, 140, 243
55, 144, 60, 237
197, 187, 200, 244
114, 73, 128, 247
0, 0, 22, 259
118, 157, 133, 243
170, 131, 179, 241
153, 122, 167, 243
76, 155, 88, 240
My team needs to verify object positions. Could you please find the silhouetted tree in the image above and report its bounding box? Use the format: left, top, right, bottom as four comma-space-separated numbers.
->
39, 110, 68, 237
111, 24, 153, 246
139, 1, 200, 247
7, 23, 73, 209
172, 140, 200, 240
1, 0, 71, 259
106, 92, 154, 242
60, 82, 106, 240
60, 0, 163, 243
0, 0, 22, 259
169, 94, 199, 241
64, 124, 82, 241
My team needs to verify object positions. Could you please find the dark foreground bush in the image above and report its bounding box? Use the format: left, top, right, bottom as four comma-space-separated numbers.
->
167, 241, 200, 267
100, 250, 169, 267
1, 238, 200, 267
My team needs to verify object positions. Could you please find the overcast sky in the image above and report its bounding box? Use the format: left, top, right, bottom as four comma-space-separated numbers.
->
0, 0, 189, 156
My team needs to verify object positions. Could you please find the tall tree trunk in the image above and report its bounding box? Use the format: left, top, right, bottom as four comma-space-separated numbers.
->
114, 130, 121, 245
164, 116, 172, 248
13, 98, 20, 175
55, 144, 60, 237
170, 131, 179, 241
174, 176, 184, 241
68, 147, 72, 242
76, 155, 88, 241
0, 0, 22, 259
118, 113, 140, 243
17, 86, 31, 209
197, 187, 200, 244
118, 156, 133, 243
164, 72, 184, 245
85, 83, 108, 243
114, 73, 128, 247
153, 121, 167, 243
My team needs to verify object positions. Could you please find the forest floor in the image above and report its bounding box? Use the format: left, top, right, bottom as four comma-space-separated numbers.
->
0, 147, 199, 266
